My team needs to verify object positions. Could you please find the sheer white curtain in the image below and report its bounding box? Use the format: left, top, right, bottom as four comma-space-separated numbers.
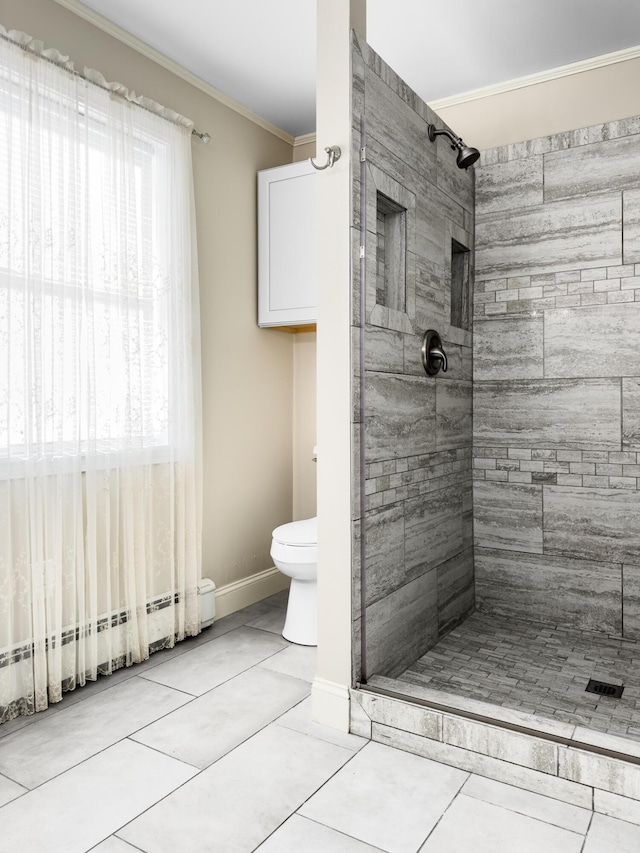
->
0, 30, 202, 723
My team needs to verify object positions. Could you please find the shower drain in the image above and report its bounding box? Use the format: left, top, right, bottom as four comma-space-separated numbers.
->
585, 678, 624, 699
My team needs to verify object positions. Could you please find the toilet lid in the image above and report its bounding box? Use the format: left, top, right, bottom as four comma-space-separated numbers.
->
272, 516, 317, 546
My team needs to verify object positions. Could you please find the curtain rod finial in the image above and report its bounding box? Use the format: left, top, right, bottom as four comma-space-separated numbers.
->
192, 129, 211, 144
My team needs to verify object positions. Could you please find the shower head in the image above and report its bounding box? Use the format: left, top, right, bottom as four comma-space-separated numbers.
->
456, 143, 481, 169
427, 124, 480, 169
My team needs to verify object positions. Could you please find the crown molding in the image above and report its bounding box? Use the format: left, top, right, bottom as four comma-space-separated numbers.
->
429, 44, 640, 110
50, 3, 640, 141
51, 0, 295, 145
293, 132, 317, 147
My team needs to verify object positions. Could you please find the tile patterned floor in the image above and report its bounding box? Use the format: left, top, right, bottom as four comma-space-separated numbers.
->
399, 610, 640, 741
1, 593, 640, 851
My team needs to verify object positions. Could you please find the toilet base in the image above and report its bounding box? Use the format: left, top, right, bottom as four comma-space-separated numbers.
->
283, 578, 317, 646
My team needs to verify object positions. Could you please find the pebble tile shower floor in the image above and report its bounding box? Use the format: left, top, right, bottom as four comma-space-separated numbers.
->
398, 611, 640, 741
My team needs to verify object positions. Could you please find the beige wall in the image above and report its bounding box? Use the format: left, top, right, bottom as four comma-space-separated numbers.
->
3, 0, 297, 597
292, 331, 317, 520
293, 139, 317, 162
290, 140, 318, 521
435, 55, 640, 151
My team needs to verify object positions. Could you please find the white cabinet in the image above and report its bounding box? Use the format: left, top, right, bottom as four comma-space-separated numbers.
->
258, 160, 316, 328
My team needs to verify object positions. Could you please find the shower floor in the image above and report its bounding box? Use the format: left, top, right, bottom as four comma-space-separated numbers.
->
392, 611, 640, 743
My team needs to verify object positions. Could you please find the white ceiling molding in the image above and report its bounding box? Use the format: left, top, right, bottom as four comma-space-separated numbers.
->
294, 40, 640, 146
52, 0, 295, 145
429, 43, 640, 110
293, 132, 317, 147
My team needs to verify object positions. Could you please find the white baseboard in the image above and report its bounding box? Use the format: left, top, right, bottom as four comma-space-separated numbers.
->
213, 566, 289, 620
311, 677, 351, 732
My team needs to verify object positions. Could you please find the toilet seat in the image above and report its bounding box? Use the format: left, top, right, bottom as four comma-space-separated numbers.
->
272, 517, 317, 547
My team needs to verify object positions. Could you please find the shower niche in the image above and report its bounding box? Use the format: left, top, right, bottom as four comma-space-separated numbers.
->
375, 192, 407, 314
450, 239, 471, 332
363, 163, 415, 334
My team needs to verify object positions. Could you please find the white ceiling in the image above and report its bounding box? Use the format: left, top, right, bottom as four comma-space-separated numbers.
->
77, 0, 640, 137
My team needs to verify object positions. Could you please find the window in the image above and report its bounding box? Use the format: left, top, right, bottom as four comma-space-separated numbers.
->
0, 64, 184, 459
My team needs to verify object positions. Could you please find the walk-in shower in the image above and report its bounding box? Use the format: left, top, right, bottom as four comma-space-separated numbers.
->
351, 29, 640, 772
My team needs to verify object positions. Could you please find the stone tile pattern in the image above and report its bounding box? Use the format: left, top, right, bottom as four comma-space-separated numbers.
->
350, 34, 475, 680
365, 448, 471, 509
473, 447, 640, 490
474, 264, 640, 317
473, 115, 640, 640
400, 611, 640, 741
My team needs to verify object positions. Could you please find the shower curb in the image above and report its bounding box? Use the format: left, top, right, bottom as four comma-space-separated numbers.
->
350, 685, 640, 824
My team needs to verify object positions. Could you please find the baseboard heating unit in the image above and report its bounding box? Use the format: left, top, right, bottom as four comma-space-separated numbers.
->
0, 578, 216, 717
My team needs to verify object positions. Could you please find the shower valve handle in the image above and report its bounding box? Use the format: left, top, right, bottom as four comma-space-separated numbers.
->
421, 330, 448, 376
430, 346, 448, 373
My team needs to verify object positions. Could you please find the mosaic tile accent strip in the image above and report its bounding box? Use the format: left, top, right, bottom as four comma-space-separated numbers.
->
472, 448, 640, 489
365, 448, 472, 511
473, 264, 640, 319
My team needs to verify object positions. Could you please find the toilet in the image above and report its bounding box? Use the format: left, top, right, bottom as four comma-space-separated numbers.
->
270, 516, 317, 646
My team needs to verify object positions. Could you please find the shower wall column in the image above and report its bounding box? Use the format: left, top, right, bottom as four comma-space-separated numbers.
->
313, 0, 366, 732
351, 35, 475, 682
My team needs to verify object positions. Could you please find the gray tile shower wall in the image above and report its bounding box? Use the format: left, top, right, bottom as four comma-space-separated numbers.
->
351, 33, 475, 680
474, 117, 640, 640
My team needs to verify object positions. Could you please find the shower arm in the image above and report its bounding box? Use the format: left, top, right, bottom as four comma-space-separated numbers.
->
427, 123, 480, 170
427, 124, 461, 148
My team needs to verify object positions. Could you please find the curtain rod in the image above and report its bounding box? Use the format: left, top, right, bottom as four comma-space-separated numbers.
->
0, 28, 211, 142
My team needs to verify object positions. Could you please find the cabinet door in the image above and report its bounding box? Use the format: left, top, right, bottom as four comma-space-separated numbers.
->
258, 160, 316, 327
